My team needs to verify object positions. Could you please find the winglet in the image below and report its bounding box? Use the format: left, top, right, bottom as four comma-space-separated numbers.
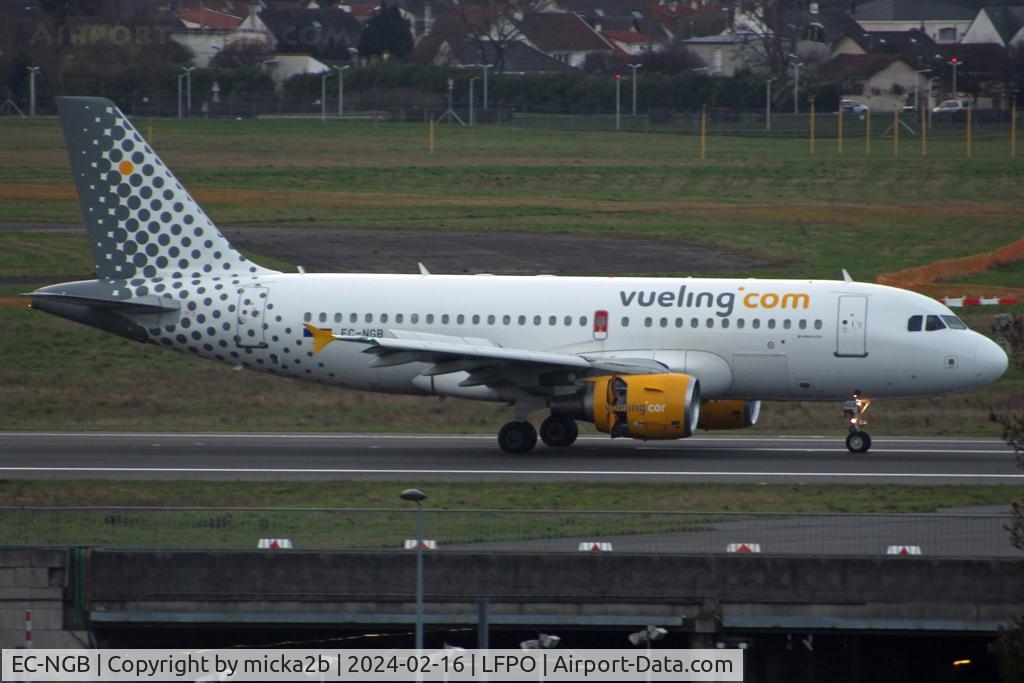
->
303, 324, 339, 353
842, 268, 853, 283
418, 262, 430, 276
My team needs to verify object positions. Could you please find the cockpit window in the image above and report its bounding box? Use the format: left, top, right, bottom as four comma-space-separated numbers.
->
907, 315, 922, 332
941, 315, 967, 330
925, 315, 946, 331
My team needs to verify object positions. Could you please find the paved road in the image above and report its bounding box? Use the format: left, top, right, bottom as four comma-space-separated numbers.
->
0, 433, 1018, 484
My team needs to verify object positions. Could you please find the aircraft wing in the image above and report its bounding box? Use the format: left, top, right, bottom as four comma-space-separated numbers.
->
302, 324, 666, 387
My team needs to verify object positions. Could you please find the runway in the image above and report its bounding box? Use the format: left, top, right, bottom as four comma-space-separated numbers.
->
0, 432, 1018, 483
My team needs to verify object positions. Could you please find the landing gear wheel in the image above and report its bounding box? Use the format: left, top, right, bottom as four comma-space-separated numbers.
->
846, 430, 872, 454
498, 421, 538, 454
540, 415, 579, 448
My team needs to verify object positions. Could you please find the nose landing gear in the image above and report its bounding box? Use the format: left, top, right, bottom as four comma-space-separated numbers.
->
843, 395, 872, 453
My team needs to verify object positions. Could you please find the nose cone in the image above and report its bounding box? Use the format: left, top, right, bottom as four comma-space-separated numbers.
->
975, 337, 1009, 386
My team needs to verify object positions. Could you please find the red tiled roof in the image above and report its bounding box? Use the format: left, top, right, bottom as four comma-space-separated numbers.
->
522, 12, 612, 52
602, 29, 649, 43
176, 8, 245, 29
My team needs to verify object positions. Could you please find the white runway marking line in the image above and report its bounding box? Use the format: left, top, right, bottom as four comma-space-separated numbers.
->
0, 467, 1021, 480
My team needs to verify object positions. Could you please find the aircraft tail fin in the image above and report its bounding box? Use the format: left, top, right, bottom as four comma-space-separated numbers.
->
56, 96, 275, 280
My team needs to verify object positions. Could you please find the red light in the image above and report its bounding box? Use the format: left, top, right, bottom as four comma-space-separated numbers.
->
615, 73, 622, 80
950, 57, 959, 63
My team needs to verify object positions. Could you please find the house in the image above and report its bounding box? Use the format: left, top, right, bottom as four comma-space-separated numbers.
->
601, 29, 652, 58
520, 12, 614, 68
849, 0, 976, 44
682, 32, 757, 75
818, 53, 927, 110
961, 6, 1024, 47
433, 38, 577, 72
831, 28, 939, 67
171, 0, 252, 66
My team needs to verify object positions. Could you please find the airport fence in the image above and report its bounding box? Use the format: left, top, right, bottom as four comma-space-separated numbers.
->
0, 507, 1019, 558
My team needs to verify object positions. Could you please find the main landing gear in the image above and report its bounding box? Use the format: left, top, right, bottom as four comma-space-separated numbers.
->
842, 395, 872, 453
497, 415, 579, 454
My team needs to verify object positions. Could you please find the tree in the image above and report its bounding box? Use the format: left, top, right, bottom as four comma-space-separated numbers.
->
210, 40, 274, 70
358, 2, 413, 60
445, 0, 553, 73
640, 43, 704, 75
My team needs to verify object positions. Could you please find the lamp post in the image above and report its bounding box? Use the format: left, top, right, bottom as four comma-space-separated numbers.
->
947, 58, 961, 95
400, 488, 428, 654
615, 73, 622, 130
927, 75, 937, 128
629, 625, 667, 683
182, 66, 196, 118
469, 77, 479, 126
627, 63, 641, 116
27, 66, 40, 117
177, 72, 186, 119
914, 68, 931, 111
320, 70, 331, 122
348, 46, 359, 66
332, 65, 350, 118
766, 77, 775, 132
481, 64, 492, 110
790, 59, 802, 115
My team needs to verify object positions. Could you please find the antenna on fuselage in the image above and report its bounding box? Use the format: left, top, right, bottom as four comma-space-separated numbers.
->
842, 269, 853, 283
418, 262, 430, 276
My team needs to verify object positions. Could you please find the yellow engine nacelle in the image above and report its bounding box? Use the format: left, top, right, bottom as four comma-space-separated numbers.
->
697, 400, 761, 430
590, 373, 701, 440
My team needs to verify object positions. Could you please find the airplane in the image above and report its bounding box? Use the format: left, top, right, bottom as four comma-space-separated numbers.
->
27, 97, 1009, 454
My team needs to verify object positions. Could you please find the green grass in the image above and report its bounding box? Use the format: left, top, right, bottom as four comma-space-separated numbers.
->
0, 116, 1021, 435
0, 481, 1017, 549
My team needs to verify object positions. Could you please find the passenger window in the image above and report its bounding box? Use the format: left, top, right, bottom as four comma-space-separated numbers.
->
380, 313, 389, 323
442, 314, 450, 324
675, 318, 683, 328
549, 316, 557, 326
814, 319, 822, 330
721, 318, 730, 329
365, 313, 373, 323
304, 312, 312, 322
767, 319, 776, 330
488, 314, 496, 325
783, 319, 791, 330
426, 314, 434, 324
798, 319, 807, 330
737, 318, 745, 329
471, 314, 479, 324
319, 312, 327, 323
926, 315, 946, 331
334, 313, 342, 323
411, 313, 419, 324
660, 317, 668, 328
690, 318, 699, 328
752, 319, 761, 329
503, 315, 511, 325
396, 313, 404, 323
579, 316, 588, 326
941, 315, 967, 330
564, 316, 572, 326
533, 315, 541, 325
457, 314, 465, 324
706, 318, 715, 329
350, 313, 358, 323
518, 315, 526, 326
907, 315, 922, 332
621, 317, 630, 327
644, 317, 653, 328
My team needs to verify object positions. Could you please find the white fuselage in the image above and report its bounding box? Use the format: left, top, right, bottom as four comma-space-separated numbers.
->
180, 273, 1005, 402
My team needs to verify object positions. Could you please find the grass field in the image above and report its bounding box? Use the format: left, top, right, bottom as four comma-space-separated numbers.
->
0, 116, 1020, 436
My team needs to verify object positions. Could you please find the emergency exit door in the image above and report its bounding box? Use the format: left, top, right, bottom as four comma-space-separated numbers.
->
835, 295, 868, 357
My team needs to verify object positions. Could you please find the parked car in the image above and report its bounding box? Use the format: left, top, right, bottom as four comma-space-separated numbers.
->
840, 99, 869, 114
932, 98, 970, 113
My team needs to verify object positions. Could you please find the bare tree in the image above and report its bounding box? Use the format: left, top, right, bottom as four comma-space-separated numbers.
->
445, 0, 553, 73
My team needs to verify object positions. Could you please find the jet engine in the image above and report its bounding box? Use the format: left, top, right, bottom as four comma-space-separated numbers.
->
696, 400, 761, 430
551, 373, 700, 440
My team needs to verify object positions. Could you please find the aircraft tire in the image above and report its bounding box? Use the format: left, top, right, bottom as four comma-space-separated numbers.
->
540, 415, 578, 448
499, 421, 537, 454
845, 430, 872, 453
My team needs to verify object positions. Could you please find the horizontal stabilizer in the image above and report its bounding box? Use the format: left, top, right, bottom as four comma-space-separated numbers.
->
25, 291, 180, 314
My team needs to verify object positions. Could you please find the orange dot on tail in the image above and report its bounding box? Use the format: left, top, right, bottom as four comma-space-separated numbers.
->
118, 161, 134, 176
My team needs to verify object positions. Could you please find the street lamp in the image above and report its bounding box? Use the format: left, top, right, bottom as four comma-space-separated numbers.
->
627, 63, 641, 116
183, 66, 196, 118
400, 488, 428, 654
332, 65, 350, 117
480, 64, 492, 110
614, 73, 622, 130
947, 57, 962, 95
469, 77, 479, 126
520, 633, 560, 650
629, 625, 667, 683
320, 70, 332, 122
348, 46, 360, 66
26, 66, 40, 117
766, 77, 775, 132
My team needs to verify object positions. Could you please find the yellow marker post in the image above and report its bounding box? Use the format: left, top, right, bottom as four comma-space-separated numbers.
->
893, 107, 899, 158
700, 106, 707, 160
865, 110, 871, 156
966, 105, 973, 158
921, 106, 927, 156
1012, 101, 1017, 158
809, 99, 816, 155
837, 104, 843, 155
428, 116, 435, 155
